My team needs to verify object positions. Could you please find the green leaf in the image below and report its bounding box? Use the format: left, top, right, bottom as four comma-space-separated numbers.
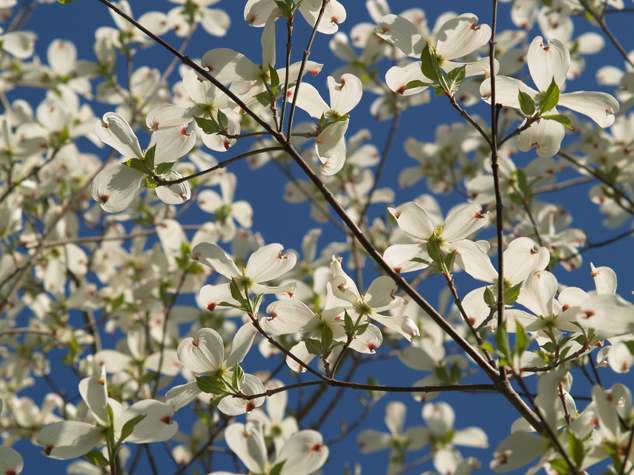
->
518, 90, 536, 116
305, 338, 323, 355
549, 458, 571, 474
316, 113, 327, 130
542, 114, 572, 129
144, 176, 158, 188
445, 250, 457, 273
449, 363, 462, 383
255, 91, 272, 107
411, 257, 432, 266
445, 65, 466, 93
195, 116, 222, 134
230, 278, 247, 305
84, 450, 110, 467
515, 321, 528, 357
57, 0, 74, 3
516, 169, 528, 195
344, 311, 354, 335
503, 283, 522, 305
356, 323, 369, 336
433, 85, 445, 97
119, 414, 146, 443
322, 325, 333, 353
217, 110, 229, 130
539, 78, 560, 114
495, 321, 510, 361
623, 341, 634, 356
144, 144, 156, 170
426, 234, 443, 267
269, 65, 280, 90
196, 375, 228, 395
155, 162, 174, 177
484, 287, 496, 308
420, 45, 441, 84
232, 364, 245, 392
480, 341, 496, 353
126, 158, 152, 175
404, 79, 434, 92
270, 460, 287, 475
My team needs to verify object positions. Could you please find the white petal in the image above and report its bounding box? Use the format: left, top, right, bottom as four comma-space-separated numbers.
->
349, 323, 383, 353
436, 14, 491, 60
357, 429, 391, 453
246, 243, 297, 283
517, 270, 558, 318
388, 201, 434, 240
244, 0, 278, 26
198, 283, 234, 312
155, 170, 191, 205
386, 62, 431, 96
225, 323, 257, 368
365, 276, 403, 311
48, 39, 76, 75
37, 422, 105, 460
116, 400, 178, 443
275, 430, 329, 475
217, 374, 265, 416
200, 8, 230, 37
441, 203, 488, 242
385, 401, 406, 435
190, 242, 241, 278
516, 117, 565, 158
579, 295, 634, 336
376, 14, 425, 57
91, 164, 145, 213
292, 82, 330, 119
225, 421, 268, 474
504, 237, 550, 285
490, 431, 550, 473
317, 119, 348, 175
201, 48, 260, 84
78, 368, 109, 427
149, 124, 196, 165
328, 73, 363, 115
165, 380, 202, 412
383, 243, 430, 274
0, 446, 23, 474
95, 112, 143, 159
177, 327, 224, 373
527, 36, 570, 90
370, 312, 419, 341
263, 300, 317, 335
558, 91, 619, 128
298, 0, 346, 34
480, 76, 539, 111
146, 104, 191, 130
454, 240, 498, 283
591, 263, 617, 295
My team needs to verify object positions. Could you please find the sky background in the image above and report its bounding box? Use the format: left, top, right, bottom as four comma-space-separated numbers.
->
6, 0, 634, 474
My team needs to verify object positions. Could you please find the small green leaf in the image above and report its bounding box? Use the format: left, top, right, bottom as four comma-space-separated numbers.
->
516, 169, 528, 195
270, 460, 287, 475
449, 363, 462, 383
426, 234, 443, 267
305, 338, 323, 355
84, 450, 110, 467
155, 162, 174, 177
196, 375, 228, 395
356, 323, 369, 336
322, 325, 333, 353
539, 78, 560, 114
344, 311, 354, 335
420, 45, 441, 84
480, 341, 496, 353
230, 278, 247, 305
57, 0, 74, 3
503, 283, 522, 305
316, 113, 327, 130
195, 116, 222, 134
495, 321, 510, 360
232, 364, 245, 392
269, 65, 280, 90
515, 321, 528, 356
549, 458, 571, 475
119, 414, 146, 443
411, 257, 432, 266
542, 114, 572, 129
445, 250, 457, 273
126, 158, 152, 175
144, 144, 156, 170
445, 65, 466, 93
404, 79, 434, 92
518, 90, 536, 116
484, 287, 496, 308
217, 110, 229, 130
255, 91, 272, 107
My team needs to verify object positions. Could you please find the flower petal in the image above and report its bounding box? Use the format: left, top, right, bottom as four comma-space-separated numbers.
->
91, 164, 145, 213
190, 242, 241, 279
558, 91, 619, 128
436, 14, 491, 60
388, 201, 434, 240
95, 112, 143, 159
527, 36, 570, 90
177, 327, 225, 373
246, 243, 297, 283
37, 421, 105, 460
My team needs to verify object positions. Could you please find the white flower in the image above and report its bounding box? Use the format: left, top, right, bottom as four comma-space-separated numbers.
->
480, 36, 619, 157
